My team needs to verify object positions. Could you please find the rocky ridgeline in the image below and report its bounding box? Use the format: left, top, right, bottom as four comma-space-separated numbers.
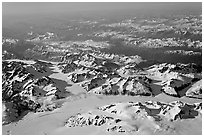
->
65, 113, 114, 127
59, 51, 149, 96
2, 60, 68, 124
185, 80, 202, 99
82, 75, 152, 96
148, 63, 202, 77
65, 101, 202, 133
61, 51, 143, 66
24, 39, 143, 64
24, 40, 112, 62
59, 52, 106, 71
62, 53, 152, 96
59, 51, 143, 75
26, 32, 56, 42
147, 63, 202, 98
117, 64, 144, 76
161, 78, 192, 97
62, 52, 202, 98
168, 63, 202, 74
58, 62, 78, 73
68, 70, 99, 83
34, 60, 53, 72
89, 51, 143, 65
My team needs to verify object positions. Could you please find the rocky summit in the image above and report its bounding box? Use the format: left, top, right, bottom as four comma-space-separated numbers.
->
65, 101, 201, 133
2, 60, 70, 124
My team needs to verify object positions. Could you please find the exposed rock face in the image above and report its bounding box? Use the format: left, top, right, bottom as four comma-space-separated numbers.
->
61, 51, 143, 68
78, 53, 105, 67
65, 101, 201, 133
81, 75, 152, 96
32, 60, 52, 73
186, 80, 202, 99
57, 52, 152, 97
147, 63, 202, 97
161, 101, 201, 120
117, 63, 144, 76
2, 60, 68, 124
2, 14, 202, 134
22, 76, 63, 98
61, 52, 103, 68
65, 113, 114, 127
148, 63, 202, 75
62, 52, 121, 70
170, 63, 202, 74
2, 61, 33, 101
59, 62, 78, 73
61, 53, 82, 63
161, 78, 191, 97
68, 71, 96, 83
81, 73, 108, 91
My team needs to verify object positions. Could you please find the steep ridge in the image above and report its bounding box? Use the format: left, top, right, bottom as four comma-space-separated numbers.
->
65, 101, 202, 134
185, 80, 202, 99
2, 60, 70, 125
146, 63, 202, 98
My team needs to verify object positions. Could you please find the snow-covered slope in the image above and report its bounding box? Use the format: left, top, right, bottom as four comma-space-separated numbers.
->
65, 101, 201, 134
2, 60, 70, 124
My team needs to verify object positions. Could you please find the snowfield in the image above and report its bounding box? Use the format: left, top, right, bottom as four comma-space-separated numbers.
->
2, 57, 202, 135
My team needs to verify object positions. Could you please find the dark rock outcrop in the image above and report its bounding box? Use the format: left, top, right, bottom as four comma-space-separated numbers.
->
65, 101, 201, 133
185, 80, 202, 99
2, 60, 69, 124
